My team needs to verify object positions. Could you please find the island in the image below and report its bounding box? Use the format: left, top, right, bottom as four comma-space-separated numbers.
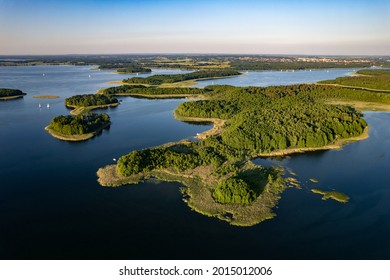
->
123, 69, 241, 86
103, 85, 205, 99
45, 112, 110, 141
0, 88, 26, 100
311, 189, 350, 203
98, 63, 151, 74
65, 93, 119, 115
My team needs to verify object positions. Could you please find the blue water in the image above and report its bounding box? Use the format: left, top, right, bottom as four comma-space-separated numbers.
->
1, 65, 389, 259
196, 68, 357, 87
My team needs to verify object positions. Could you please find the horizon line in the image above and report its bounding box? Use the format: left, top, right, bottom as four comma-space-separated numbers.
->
0, 52, 389, 57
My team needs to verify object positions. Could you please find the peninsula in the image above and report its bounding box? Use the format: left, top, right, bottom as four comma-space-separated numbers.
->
65, 93, 119, 115
0, 88, 26, 100
97, 69, 390, 226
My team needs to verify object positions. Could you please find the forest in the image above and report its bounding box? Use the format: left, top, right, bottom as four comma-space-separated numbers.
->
0, 88, 26, 98
65, 94, 118, 107
48, 112, 110, 135
123, 70, 241, 85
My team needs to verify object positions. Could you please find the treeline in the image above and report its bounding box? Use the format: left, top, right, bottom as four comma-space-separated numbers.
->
48, 113, 110, 135
123, 70, 240, 85
104, 85, 205, 96
65, 94, 118, 107
0, 88, 26, 97
98, 63, 151, 73
320, 69, 390, 90
229, 60, 375, 71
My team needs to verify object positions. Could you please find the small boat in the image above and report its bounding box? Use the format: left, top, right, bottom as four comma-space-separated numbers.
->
47, 104, 50, 108
113, 158, 117, 162
88, 75, 91, 78
43, 73, 45, 76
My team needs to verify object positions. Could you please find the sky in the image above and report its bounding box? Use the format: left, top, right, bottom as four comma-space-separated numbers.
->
0, 0, 389, 55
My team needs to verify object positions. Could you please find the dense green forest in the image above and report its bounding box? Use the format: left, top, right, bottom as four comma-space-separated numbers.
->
123, 70, 241, 85
65, 94, 118, 107
320, 69, 390, 90
103, 85, 205, 96
0, 88, 26, 98
48, 112, 110, 135
175, 86, 367, 153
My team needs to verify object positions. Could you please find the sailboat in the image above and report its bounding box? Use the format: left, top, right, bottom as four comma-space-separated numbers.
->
47, 104, 50, 108
38, 103, 41, 108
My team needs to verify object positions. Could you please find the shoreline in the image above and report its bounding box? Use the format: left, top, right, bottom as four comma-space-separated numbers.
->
45, 122, 110, 142
173, 113, 226, 139
0, 95, 25, 100
113, 93, 194, 99
316, 82, 390, 93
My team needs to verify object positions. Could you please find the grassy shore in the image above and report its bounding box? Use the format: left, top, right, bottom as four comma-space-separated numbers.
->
97, 161, 287, 227
45, 122, 110, 142
311, 188, 350, 203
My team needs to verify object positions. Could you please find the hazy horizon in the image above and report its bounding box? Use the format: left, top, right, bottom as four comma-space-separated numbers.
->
1, 0, 389, 56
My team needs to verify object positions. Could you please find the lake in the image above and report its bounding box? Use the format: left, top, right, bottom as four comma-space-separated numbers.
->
0, 66, 389, 259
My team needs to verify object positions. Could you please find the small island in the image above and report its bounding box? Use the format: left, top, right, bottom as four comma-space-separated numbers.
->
123, 69, 241, 86
103, 85, 205, 99
65, 93, 119, 114
0, 88, 26, 100
311, 188, 350, 203
45, 112, 110, 141
33, 95, 60, 99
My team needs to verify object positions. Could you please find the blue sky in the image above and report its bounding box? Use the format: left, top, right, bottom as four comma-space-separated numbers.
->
0, 0, 389, 55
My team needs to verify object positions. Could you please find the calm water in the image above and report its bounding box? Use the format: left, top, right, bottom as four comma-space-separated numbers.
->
1, 66, 389, 259
196, 68, 357, 87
